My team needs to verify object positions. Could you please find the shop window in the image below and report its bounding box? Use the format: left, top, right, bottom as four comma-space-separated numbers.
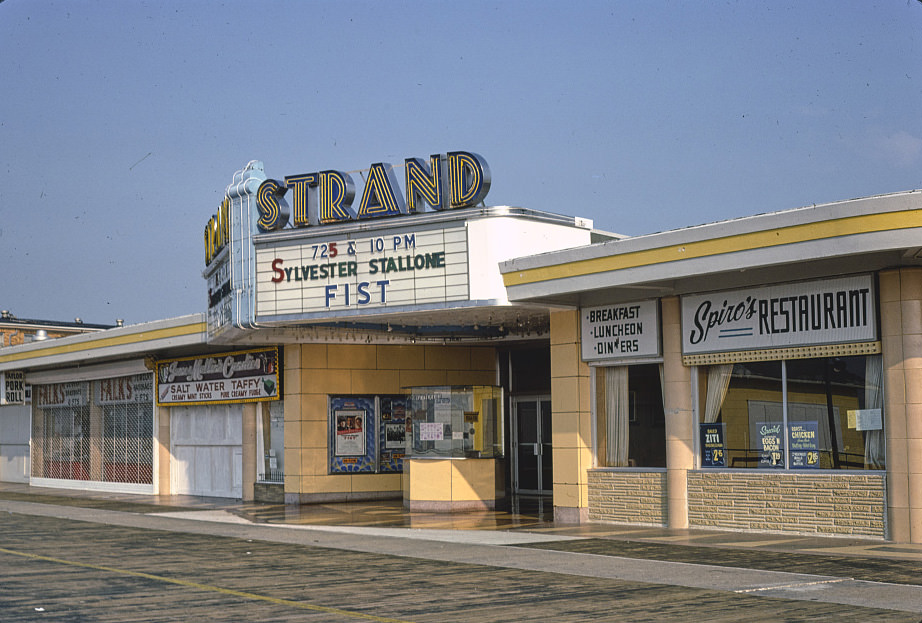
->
32, 375, 154, 484
257, 400, 285, 482
39, 406, 91, 480
699, 355, 884, 470
595, 364, 666, 468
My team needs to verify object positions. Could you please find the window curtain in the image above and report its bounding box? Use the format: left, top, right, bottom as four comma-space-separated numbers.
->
604, 366, 630, 467
864, 355, 885, 469
704, 364, 734, 424
659, 364, 665, 411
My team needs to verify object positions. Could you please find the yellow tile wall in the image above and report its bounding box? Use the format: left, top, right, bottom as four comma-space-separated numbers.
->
550, 310, 592, 521
284, 342, 497, 503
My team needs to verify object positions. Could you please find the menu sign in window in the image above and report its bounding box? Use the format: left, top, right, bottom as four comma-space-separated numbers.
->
788, 422, 820, 469
580, 300, 659, 361
699, 423, 727, 468
758, 422, 785, 469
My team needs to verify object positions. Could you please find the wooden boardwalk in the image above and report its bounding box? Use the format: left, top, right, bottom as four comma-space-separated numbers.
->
1, 498, 921, 621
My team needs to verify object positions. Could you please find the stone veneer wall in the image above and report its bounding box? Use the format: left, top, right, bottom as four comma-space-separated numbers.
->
687, 471, 886, 538
588, 469, 667, 525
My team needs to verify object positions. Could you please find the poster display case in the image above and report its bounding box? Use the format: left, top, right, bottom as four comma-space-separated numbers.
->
328, 395, 408, 474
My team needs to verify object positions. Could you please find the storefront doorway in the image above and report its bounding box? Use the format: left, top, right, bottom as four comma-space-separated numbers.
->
170, 404, 242, 498
512, 395, 552, 495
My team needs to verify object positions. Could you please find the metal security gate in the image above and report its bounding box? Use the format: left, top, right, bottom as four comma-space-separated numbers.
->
170, 404, 242, 498
103, 399, 154, 483
31, 374, 154, 488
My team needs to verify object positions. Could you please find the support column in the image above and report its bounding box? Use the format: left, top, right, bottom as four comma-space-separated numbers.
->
550, 310, 592, 524
156, 406, 171, 495
880, 267, 922, 543
242, 402, 257, 502
283, 344, 303, 505
661, 296, 693, 529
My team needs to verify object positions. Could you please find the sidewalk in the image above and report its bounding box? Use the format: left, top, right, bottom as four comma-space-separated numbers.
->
2, 481, 920, 563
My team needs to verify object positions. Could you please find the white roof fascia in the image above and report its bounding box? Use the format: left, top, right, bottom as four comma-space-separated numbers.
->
0, 314, 206, 373
500, 190, 922, 275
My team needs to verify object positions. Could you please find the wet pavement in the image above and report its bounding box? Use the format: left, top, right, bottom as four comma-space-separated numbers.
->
2, 482, 919, 564
1, 482, 922, 620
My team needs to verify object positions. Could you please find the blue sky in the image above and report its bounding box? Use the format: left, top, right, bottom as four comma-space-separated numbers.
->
1, 1, 920, 326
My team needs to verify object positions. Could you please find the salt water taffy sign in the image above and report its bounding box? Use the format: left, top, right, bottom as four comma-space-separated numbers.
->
156, 348, 280, 406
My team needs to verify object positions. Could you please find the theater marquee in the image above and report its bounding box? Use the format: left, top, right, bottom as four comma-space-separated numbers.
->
257, 224, 469, 316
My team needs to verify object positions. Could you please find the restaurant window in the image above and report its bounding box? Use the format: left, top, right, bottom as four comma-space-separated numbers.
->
699, 354, 884, 470
595, 363, 666, 468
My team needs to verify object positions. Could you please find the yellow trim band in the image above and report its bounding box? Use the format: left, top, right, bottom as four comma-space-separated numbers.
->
503, 209, 922, 287
0, 322, 207, 365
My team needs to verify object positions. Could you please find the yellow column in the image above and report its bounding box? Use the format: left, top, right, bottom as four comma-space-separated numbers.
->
880, 268, 922, 543
550, 310, 592, 524
661, 296, 693, 529
156, 406, 171, 495
283, 344, 303, 505
242, 402, 257, 502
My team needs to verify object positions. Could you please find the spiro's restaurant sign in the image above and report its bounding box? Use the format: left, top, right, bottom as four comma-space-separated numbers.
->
681, 275, 876, 354
155, 348, 280, 406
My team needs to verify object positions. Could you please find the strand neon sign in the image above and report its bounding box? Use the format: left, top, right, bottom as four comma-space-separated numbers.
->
204, 151, 490, 267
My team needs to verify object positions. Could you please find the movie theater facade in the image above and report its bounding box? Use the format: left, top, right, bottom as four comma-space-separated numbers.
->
0, 152, 599, 511
200, 154, 599, 510
501, 189, 922, 543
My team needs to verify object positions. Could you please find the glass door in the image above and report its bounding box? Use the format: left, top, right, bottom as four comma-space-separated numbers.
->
512, 396, 552, 495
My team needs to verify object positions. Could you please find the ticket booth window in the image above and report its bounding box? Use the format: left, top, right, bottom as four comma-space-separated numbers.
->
699, 354, 884, 470
406, 386, 504, 459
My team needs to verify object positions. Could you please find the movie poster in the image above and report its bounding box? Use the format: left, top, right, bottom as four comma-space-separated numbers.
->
335, 409, 366, 456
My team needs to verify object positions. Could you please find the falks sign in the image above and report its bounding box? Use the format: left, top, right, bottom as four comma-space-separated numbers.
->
204, 151, 490, 267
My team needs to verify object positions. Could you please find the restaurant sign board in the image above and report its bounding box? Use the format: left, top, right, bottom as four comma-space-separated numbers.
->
580, 300, 659, 361
682, 275, 876, 355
